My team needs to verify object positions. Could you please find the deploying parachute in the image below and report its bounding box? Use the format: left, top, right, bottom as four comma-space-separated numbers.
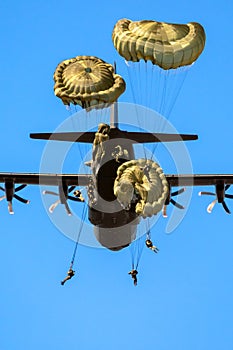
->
112, 18, 206, 115
54, 55, 126, 109
112, 19, 206, 70
114, 159, 169, 218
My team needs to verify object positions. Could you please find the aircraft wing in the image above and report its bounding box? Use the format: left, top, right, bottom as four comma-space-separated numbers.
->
165, 174, 233, 214
166, 174, 233, 187
0, 172, 233, 214
0, 173, 91, 187
1, 172, 233, 189
0, 172, 91, 214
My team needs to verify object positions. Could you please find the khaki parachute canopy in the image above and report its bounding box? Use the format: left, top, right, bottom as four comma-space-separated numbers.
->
54, 55, 126, 109
112, 19, 206, 70
114, 159, 169, 218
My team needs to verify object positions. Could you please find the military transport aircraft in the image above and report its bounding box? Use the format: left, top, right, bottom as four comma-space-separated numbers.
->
0, 102, 233, 252
1, 18, 233, 285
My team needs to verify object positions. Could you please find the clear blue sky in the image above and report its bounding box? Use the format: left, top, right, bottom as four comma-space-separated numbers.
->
1, 1, 233, 349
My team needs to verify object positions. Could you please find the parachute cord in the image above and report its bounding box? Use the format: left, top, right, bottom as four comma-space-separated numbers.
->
145, 61, 148, 113
150, 66, 190, 160
130, 235, 144, 270
159, 71, 168, 116
66, 105, 89, 168
130, 238, 136, 269
145, 218, 151, 239
126, 62, 147, 160
135, 236, 144, 269
154, 66, 162, 113
140, 63, 148, 160
126, 62, 140, 121
130, 248, 134, 270
136, 61, 142, 107
144, 62, 151, 147
166, 66, 189, 119
148, 68, 166, 161
150, 70, 171, 159
147, 63, 155, 112
69, 204, 88, 269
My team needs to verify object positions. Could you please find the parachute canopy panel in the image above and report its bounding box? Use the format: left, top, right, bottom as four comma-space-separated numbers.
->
112, 19, 206, 70
54, 55, 126, 109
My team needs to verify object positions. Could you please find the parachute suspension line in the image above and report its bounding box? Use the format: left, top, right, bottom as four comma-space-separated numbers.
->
69, 204, 88, 270
133, 61, 141, 107
166, 66, 189, 118
139, 62, 148, 160
162, 65, 190, 120
65, 104, 87, 170
135, 236, 144, 270
130, 235, 144, 270
126, 61, 147, 160
126, 61, 140, 117
150, 66, 190, 160
78, 117, 86, 167
66, 105, 73, 115
156, 67, 164, 113
141, 61, 149, 111
147, 62, 155, 112
66, 103, 85, 165
130, 245, 134, 270
60, 204, 87, 286
132, 61, 142, 107
158, 70, 168, 116
149, 67, 169, 149
144, 61, 153, 132
149, 69, 175, 159
87, 80, 110, 128
146, 218, 151, 238
84, 109, 93, 165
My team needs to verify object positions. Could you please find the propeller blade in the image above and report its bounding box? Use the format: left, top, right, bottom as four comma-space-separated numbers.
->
15, 184, 27, 192
68, 186, 76, 193
225, 194, 233, 199
207, 199, 217, 213
64, 202, 72, 216
43, 190, 59, 196
225, 185, 231, 191
0, 186, 5, 192
199, 191, 215, 196
170, 198, 185, 209
14, 194, 30, 204
49, 200, 60, 213
171, 188, 186, 196
8, 202, 14, 214
222, 201, 231, 214
0, 195, 6, 201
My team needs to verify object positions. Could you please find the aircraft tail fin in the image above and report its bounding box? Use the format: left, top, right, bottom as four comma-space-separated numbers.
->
30, 130, 198, 143
30, 132, 96, 143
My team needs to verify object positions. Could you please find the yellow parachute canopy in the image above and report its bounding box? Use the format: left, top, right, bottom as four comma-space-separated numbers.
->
54, 55, 126, 109
114, 159, 169, 218
112, 19, 206, 70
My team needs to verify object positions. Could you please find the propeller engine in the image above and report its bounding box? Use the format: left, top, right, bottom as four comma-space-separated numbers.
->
43, 184, 85, 216
163, 187, 186, 217
0, 182, 29, 214
199, 184, 233, 214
